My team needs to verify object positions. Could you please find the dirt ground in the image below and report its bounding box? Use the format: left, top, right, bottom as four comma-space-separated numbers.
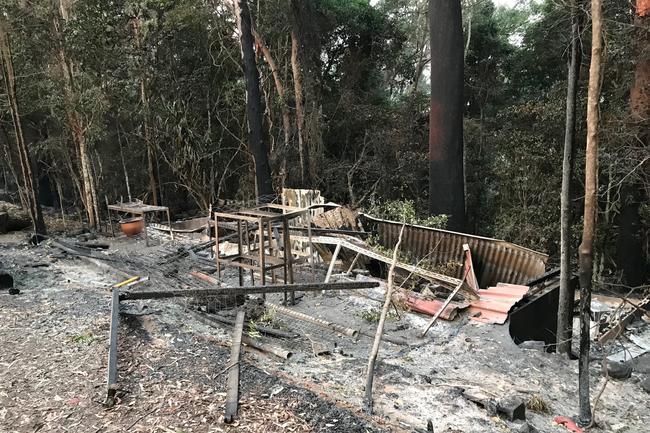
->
1, 227, 649, 433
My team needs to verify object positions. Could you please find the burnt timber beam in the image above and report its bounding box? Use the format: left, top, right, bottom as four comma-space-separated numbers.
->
119, 281, 379, 301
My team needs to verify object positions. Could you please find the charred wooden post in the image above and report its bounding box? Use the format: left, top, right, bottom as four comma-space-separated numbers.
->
105, 288, 120, 407
224, 311, 245, 424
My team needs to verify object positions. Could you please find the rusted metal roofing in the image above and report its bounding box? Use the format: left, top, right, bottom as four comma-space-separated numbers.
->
360, 214, 548, 288
467, 283, 530, 324
405, 296, 468, 321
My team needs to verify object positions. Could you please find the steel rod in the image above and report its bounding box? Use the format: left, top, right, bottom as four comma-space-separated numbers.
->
224, 311, 245, 424
105, 288, 120, 407
120, 281, 379, 301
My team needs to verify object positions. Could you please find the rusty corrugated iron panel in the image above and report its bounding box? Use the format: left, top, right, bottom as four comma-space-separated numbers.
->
467, 283, 530, 324
360, 215, 547, 288
405, 295, 468, 321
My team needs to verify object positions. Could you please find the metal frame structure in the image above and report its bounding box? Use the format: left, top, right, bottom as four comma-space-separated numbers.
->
213, 204, 309, 303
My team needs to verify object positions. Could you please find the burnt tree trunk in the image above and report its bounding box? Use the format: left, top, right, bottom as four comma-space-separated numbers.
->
578, 0, 603, 424
428, 0, 466, 230
290, 0, 322, 185
557, 1, 582, 355
615, 0, 650, 286
290, 31, 309, 186
235, 0, 274, 199
0, 20, 46, 235
252, 28, 291, 187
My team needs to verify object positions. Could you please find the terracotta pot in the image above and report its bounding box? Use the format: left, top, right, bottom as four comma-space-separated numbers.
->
119, 217, 144, 237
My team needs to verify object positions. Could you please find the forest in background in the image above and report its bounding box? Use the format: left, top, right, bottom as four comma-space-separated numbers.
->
0, 0, 648, 286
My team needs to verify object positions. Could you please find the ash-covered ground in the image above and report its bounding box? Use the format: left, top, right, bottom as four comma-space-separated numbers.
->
1, 228, 649, 433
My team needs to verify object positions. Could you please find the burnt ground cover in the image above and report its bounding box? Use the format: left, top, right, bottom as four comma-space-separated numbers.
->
0, 235, 393, 433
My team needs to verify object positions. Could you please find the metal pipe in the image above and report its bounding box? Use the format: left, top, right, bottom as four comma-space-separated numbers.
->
105, 288, 120, 407
120, 281, 379, 301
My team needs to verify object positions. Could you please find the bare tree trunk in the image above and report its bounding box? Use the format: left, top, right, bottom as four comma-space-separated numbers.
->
52, 1, 99, 228
428, 0, 466, 230
133, 17, 160, 206
578, 0, 603, 424
116, 123, 132, 201
557, 2, 582, 355
0, 19, 46, 235
252, 28, 292, 161
0, 129, 26, 207
291, 31, 309, 186
234, 0, 274, 199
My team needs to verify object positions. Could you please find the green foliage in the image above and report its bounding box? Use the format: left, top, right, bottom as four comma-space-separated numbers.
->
247, 321, 262, 340
367, 199, 448, 228
0, 0, 646, 283
71, 333, 95, 345
360, 307, 397, 323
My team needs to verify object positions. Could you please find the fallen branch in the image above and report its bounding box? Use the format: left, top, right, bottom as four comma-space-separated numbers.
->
364, 224, 405, 414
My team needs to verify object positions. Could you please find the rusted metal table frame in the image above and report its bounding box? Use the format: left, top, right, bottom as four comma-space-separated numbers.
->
214, 205, 309, 304
107, 202, 174, 246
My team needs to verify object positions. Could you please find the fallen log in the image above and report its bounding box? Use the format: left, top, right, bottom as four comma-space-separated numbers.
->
49, 238, 132, 279
189, 309, 293, 359
119, 281, 379, 301
188, 308, 296, 339
0, 201, 30, 232
224, 311, 245, 424
242, 335, 293, 359
266, 302, 359, 338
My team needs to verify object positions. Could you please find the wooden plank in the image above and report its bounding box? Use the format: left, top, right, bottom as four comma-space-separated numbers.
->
324, 243, 342, 284
292, 235, 468, 292
105, 288, 120, 407
224, 311, 245, 424
214, 211, 259, 222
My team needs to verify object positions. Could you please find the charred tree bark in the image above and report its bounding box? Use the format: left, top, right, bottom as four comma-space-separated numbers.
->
557, 2, 582, 355
290, 0, 322, 186
290, 31, 309, 186
578, 0, 603, 424
615, 0, 650, 286
234, 0, 274, 199
428, 0, 466, 230
252, 28, 291, 186
0, 20, 47, 235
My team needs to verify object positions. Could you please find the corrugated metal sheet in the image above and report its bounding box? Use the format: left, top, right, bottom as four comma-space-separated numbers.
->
361, 214, 547, 288
467, 283, 530, 324
405, 296, 468, 321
